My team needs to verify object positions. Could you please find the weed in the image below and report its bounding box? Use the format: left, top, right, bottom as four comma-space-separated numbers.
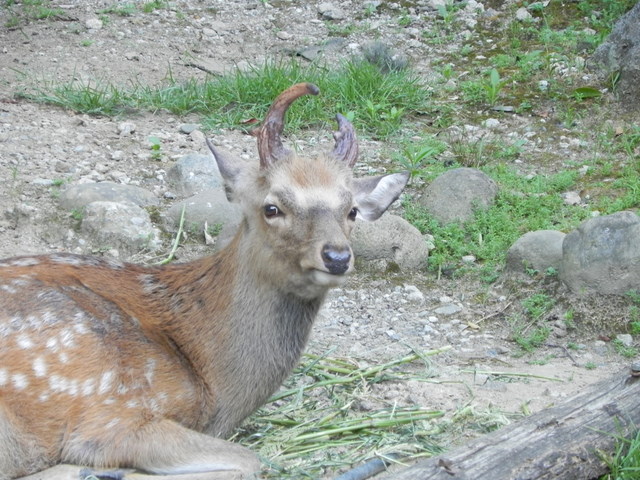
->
99, 3, 137, 16
584, 362, 597, 370
483, 69, 507, 106
522, 293, 555, 320
612, 339, 638, 359
141, 0, 167, 14
601, 428, 640, 480
396, 138, 447, 178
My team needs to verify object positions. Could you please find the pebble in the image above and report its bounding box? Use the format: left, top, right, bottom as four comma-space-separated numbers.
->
118, 122, 136, 136
85, 18, 103, 30
434, 304, 463, 316
179, 124, 199, 134
616, 334, 634, 347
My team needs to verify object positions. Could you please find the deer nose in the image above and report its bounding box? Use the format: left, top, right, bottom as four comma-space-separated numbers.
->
321, 245, 351, 275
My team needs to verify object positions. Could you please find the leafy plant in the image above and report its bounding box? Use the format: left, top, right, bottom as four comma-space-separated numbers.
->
483, 69, 507, 106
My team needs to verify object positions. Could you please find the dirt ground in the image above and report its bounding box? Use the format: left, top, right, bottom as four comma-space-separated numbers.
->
0, 0, 636, 476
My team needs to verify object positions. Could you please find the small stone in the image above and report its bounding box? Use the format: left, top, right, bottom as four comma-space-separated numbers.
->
515, 7, 532, 21
404, 285, 425, 304
434, 304, 463, 316
110, 150, 125, 161
85, 18, 103, 30
616, 334, 634, 347
461, 255, 476, 263
276, 31, 292, 40
117, 122, 136, 136
32, 178, 54, 186
483, 118, 500, 129
562, 191, 581, 205
179, 124, 199, 134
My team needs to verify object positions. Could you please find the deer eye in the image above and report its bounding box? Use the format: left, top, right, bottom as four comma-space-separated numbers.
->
348, 207, 358, 221
264, 204, 281, 218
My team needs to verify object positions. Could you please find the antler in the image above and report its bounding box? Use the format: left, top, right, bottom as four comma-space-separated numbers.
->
332, 114, 358, 167
256, 82, 320, 168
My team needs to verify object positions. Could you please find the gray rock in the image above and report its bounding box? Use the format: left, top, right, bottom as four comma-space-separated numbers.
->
350, 214, 429, 271
81, 201, 161, 253
590, 2, 640, 111
434, 304, 463, 315
418, 168, 498, 224
560, 211, 640, 295
616, 333, 634, 347
59, 182, 159, 211
318, 2, 346, 20
166, 189, 242, 235
166, 153, 224, 196
179, 124, 200, 134
505, 230, 566, 275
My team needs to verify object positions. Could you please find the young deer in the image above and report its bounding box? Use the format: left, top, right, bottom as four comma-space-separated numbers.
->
0, 83, 409, 479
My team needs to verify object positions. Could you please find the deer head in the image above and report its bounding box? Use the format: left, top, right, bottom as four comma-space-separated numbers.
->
206, 83, 409, 299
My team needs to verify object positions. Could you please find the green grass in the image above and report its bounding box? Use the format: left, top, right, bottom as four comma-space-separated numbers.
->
20, 59, 430, 140
601, 429, 640, 480
403, 164, 592, 279
2, 0, 64, 26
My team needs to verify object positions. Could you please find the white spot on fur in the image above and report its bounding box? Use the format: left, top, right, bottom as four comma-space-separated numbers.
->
105, 418, 120, 429
98, 371, 114, 395
33, 357, 47, 377
10, 258, 40, 267
0, 368, 8, 386
46, 337, 59, 353
58, 352, 69, 364
126, 399, 139, 409
116, 383, 129, 395
11, 373, 29, 390
1, 284, 17, 294
144, 358, 156, 385
39, 392, 50, 403
49, 374, 66, 393
41, 311, 59, 325
16, 333, 34, 350
82, 378, 95, 396
59, 329, 75, 348
73, 322, 89, 334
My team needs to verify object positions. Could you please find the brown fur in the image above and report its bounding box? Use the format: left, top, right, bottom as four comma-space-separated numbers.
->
0, 84, 409, 479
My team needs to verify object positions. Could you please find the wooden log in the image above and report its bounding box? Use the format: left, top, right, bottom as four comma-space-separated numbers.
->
387, 368, 640, 480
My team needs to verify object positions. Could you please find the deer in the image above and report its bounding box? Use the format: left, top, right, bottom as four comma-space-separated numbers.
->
0, 83, 409, 480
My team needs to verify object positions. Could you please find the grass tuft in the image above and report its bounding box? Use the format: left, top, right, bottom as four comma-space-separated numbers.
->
19, 59, 430, 140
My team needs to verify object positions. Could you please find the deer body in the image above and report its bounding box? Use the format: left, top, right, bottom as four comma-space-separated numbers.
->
0, 84, 409, 479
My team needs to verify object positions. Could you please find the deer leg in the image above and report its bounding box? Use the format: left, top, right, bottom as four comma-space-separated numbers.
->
18, 464, 248, 480
62, 419, 260, 479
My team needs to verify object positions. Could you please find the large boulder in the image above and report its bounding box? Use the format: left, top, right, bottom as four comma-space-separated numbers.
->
59, 182, 158, 210
166, 153, 224, 196
80, 201, 162, 254
350, 214, 429, 271
590, 2, 640, 111
560, 211, 640, 295
505, 230, 566, 276
166, 189, 242, 235
418, 168, 498, 224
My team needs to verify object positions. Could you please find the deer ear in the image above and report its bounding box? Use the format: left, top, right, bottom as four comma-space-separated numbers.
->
206, 138, 243, 202
353, 171, 410, 221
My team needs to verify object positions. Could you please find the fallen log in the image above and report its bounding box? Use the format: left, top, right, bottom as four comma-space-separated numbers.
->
387, 368, 640, 480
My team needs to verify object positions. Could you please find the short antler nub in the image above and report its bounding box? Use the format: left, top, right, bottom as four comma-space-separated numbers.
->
256, 82, 320, 168
332, 114, 358, 167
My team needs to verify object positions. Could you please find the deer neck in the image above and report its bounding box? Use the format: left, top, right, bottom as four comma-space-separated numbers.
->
158, 224, 326, 436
